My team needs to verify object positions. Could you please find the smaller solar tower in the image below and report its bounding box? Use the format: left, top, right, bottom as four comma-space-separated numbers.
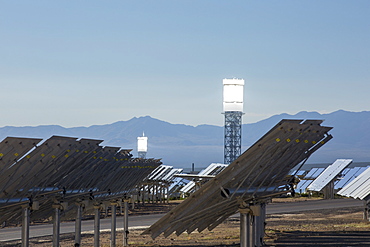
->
223, 78, 244, 164
137, 133, 148, 159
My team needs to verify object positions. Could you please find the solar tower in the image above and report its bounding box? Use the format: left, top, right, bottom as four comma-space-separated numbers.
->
223, 78, 244, 164
137, 133, 148, 159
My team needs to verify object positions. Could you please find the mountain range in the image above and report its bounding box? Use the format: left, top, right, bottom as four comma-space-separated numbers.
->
1, 110, 369, 168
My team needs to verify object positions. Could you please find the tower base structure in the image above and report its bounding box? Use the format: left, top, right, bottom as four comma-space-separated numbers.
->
224, 111, 243, 164
138, 151, 147, 159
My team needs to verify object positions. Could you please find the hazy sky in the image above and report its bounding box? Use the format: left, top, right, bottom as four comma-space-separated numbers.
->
1, 1, 369, 127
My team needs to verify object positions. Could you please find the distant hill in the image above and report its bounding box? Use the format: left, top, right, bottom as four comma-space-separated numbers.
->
1, 110, 370, 168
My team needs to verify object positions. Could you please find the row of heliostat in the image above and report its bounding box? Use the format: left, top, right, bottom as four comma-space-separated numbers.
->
292, 160, 370, 194
0, 135, 161, 205
145, 163, 228, 196
291, 158, 370, 202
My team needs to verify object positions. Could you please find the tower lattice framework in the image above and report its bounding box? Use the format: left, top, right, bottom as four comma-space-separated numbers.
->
138, 151, 147, 159
224, 111, 243, 164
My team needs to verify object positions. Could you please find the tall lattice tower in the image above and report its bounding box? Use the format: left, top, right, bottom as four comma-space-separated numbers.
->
223, 78, 244, 164
137, 133, 148, 159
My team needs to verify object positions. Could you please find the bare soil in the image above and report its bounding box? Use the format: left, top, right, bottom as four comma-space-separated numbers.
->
3, 197, 370, 246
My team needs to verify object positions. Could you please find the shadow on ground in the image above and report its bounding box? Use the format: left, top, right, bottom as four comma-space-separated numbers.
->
272, 231, 370, 246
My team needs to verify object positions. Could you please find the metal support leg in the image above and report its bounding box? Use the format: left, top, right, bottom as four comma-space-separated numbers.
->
255, 217, 261, 247
142, 187, 145, 206
111, 204, 117, 247
148, 187, 150, 204
364, 207, 368, 221
240, 208, 255, 247
248, 214, 255, 247
255, 203, 266, 247
240, 210, 247, 247
94, 205, 101, 247
53, 207, 61, 247
158, 186, 161, 203
75, 204, 82, 246
123, 200, 129, 246
152, 185, 155, 203
21, 206, 30, 247
167, 187, 169, 204
323, 180, 335, 199
155, 185, 158, 203
261, 203, 266, 245
161, 187, 164, 203
365, 201, 370, 221
152, 185, 154, 203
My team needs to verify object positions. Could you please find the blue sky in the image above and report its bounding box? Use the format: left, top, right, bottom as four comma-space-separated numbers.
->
1, 1, 369, 127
